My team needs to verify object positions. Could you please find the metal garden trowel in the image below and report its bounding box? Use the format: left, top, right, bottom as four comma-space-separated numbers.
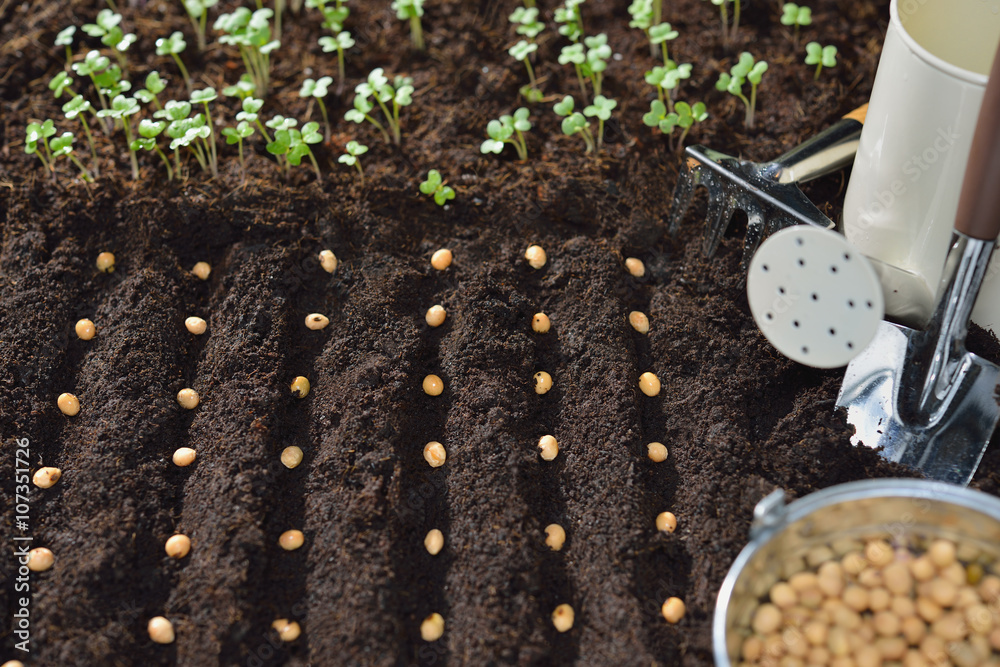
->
835, 46, 1000, 486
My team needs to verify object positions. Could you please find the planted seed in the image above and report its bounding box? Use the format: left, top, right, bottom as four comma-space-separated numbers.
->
272, 619, 301, 642
290, 376, 310, 398
57, 393, 80, 416
96, 251, 115, 272
425, 305, 446, 327
532, 312, 551, 333
281, 446, 304, 469
545, 524, 566, 551
279, 530, 305, 551
305, 313, 330, 330
639, 372, 660, 397
431, 248, 453, 270
425, 529, 444, 555
318, 250, 338, 273
191, 261, 211, 280
538, 435, 559, 461
33, 467, 62, 489
661, 597, 686, 624
647, 442, 668, 463
177, 388, 199, 410
534, 371, 552, 395
172, 447, 196, 467
629, 311, 649, 334
625, 257, 645, 278
165, 534, 191, 559
27, 547, 54, 572
2, 661, 25, 667
148, 616, 175, 644
423, 375, 444, 396
424, 441, 446, 467
421, 613, 445, 641
552, 604, 574, 632
525, 244, 547, 269
656, 511, 677, 533
75, 318, 96, 340
185, 317, 207, 335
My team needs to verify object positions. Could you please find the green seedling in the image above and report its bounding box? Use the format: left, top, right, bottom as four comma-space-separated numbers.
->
62, 95, 100, 175
156, 32, 193, 93
337, 140, 367, 183
183, 0, 219, 51
781, 3, 812, 47
236, 96, 272, 143
215, 8, 281, 95
130, 118, 173, 180
509, 40, 542, 102
419, 169, 455, 206
643, 99, 707, 151
318, 31, 354, 88
555, 0, 586, 43
222, 120, 254, 182
583, 94, 616, 149
583, 33, 612, 97
49, 131, 93, 181
222, 74, 256, 99
805, 42, 837, 80
391, 0, 425, 51
480, 107, 531, 161
72, 50, 113, 117
553, 95, 595, 153
96, 95, 140, 178
648, 23, 678, 67
190, 87, 219, 177
49, 71, 75, 98
55, 26, 76, 67
345, 68, 413, 145
509, 6, 544, 40
627, 0, 667, 58
266, 119, 323, 180
299, 76, 333, 141
703, 0, 740, 44
558, 43, 588, 99
134, 71, 167, 110
645, 61, 692, 110
94, 64, 130, 100
716, 51, 767, 129
168, 115, 211, 176
25, 120, 58, 179
308, 0, 349, 34
82, 10, 137, 70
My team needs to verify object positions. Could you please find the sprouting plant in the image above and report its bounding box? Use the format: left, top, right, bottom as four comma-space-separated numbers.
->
391, 0, 425, 51
133, 71, 167, 111
627, 0, 667, 58
25, 120, 57, 179
645, 61, 692, 110
781, 3, 812, 47
582, 34, 613, 97
96, 95, 140, 178
156, 32, 193, 93
805, 42, 837, 80
157, 100, 205, 176
558, 44, 588, 98
49, 71, 75, 98
62, 95, 100, 175
236, 96, 272, 143
509, 6, 544, 41
648, 23, 678, 67
55, 26, 76, 67
130, 119, 173, 180
583, 94, 616, 149
337, 140, 367, 183
419, 170, 455, 206
266, 119, 323, 180
553, 95, 595, 153
703, 0, 741, 44
82, 10, 137, 70
49, 131, 93, 181
480, 108, 531, 161
190, 87, 219, 177
222, 120, 254, 181
299, 76, 333, 141
308, 0, 349, 34
643, 100, 707, 151
555, 0, 586, 43
222, 74, 256, 99
716, 52, 768, 129
214, 8, 281, 95
345, 68, 413, 145
509, 40, 542, 103
183, 0, 219, 51
72, 50, 113, 116
94, 63, 130, 100
318, 31, 355, 88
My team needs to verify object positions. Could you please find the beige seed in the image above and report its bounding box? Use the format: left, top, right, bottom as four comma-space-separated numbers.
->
27, 547, 54, 572
75, 318, 96, 340
172, 447, 196, 467
538, 435, 559, 461
2, 661, 25, 667
552, 604, 574, 632
532, 312, 551, 333
57, 392, 80, 416
661, 597, 685, 623
625, 257, 645, 278
424, 529, 444, 555
638, 372, 660, 397
305, 313, 330, 330
545, 524, 566, 551
165, 534, 191, 559
647, 442, 668, 463
928, 539, 957, 568
742, 635, 764, 660
281, 446, 304, 469
910, 555, 936, 581
272, 619, 301, 642
928, 579, 957, 607
425, 305, 446, 327
865, 539, 894, 568
148, 616, 175, 644
279, 530, 305, 551
96, 251, 115, 272
191, 261, 211, 280
629, 311, 649, 334
430, 248, 453, 271
185, 317, 207, 335
177, 388, 199, 410
884, 560, 913, 595
421, 613, 445, 641
423, 374, 444, 396
290, 376, 310, 398
770, 582, 798, 609
525, 244, 547, 269
32, 467, 62, 489
318, 250, 338, 273
424, 441, 446, 467
752, 603, 783, 635
533, 371, 553, 395
656, 511, 677, 533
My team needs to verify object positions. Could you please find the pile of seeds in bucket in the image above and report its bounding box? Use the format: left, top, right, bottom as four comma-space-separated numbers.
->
737, 537, 1000, 667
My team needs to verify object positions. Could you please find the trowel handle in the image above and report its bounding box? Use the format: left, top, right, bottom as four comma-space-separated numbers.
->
771, 104, 868, 185
955, 46, 1000, 242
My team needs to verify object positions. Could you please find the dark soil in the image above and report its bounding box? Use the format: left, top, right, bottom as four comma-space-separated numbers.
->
2, 0, 1000, 665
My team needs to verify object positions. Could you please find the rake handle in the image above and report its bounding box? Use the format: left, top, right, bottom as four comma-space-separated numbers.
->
772, 104, 868, 184
954, 45, 1000, 241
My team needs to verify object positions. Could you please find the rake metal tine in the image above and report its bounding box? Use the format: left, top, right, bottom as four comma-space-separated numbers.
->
701, 180, 737, 258
740, 200, 768, 273
667, 161, 700, 235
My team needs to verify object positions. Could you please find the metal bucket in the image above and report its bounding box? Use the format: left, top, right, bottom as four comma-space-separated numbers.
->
713, 479, 1000, 665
